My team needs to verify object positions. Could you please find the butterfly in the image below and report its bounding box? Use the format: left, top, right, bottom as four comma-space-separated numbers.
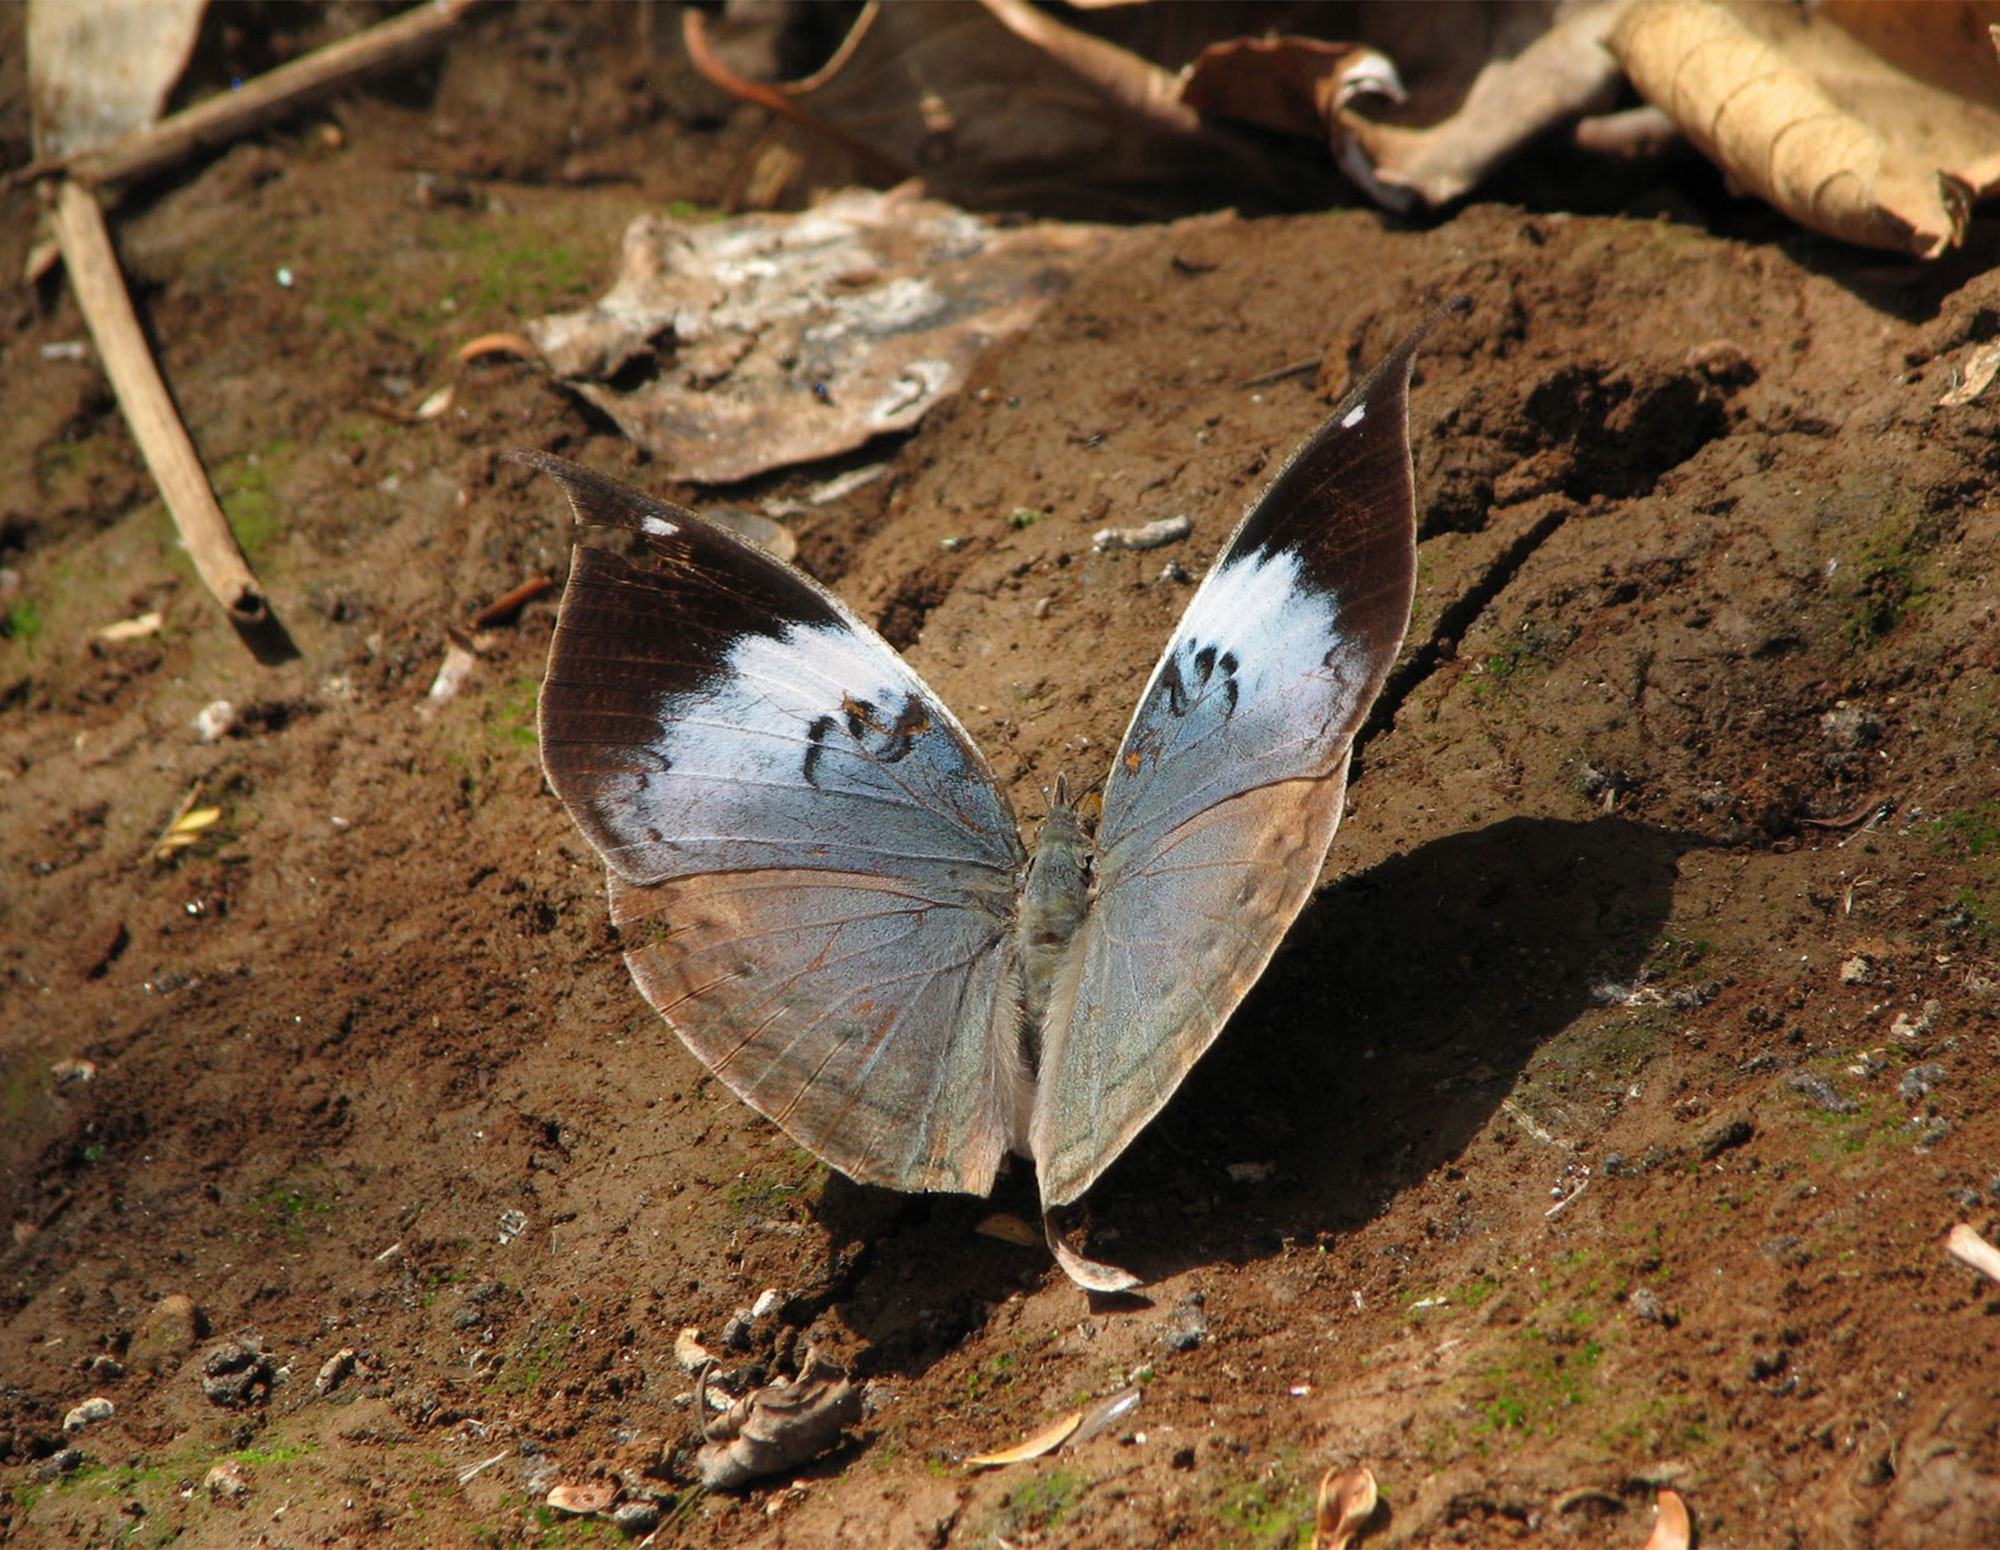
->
521, 299, 1463, 1291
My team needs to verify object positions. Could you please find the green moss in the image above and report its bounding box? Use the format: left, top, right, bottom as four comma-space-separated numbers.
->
1930, 801, 2000, 859
996, 1467, 1090, 1537
487, 677, 541, 752
1473, 1323, 1604, 1439
1834, 517, 1935, 648
216, 440, 297, 561
1468, 624, 1556, 702
1211, 1455, 1311, 1547
1, 598, 42, 645
248, 1164, 340, 1240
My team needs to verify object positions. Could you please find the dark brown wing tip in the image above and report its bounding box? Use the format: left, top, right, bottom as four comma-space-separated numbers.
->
505, 448, 696, 538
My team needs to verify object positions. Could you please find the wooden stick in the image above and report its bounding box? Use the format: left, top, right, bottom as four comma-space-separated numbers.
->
50, 178, 267, 629
16, 0, 477, 193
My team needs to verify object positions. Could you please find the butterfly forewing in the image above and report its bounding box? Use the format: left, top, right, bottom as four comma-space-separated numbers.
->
526, 452, 1028, 1195
1031, 319, 1434, 1206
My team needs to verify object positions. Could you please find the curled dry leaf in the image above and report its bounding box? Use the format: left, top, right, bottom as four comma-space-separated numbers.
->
965, 1408, 1081, 1469
1612, 0, 2000, 257
1336, 2, 1633, 210
1946, 1221, 2000, 1286
1313, 1465, 1380, 1550
1642, 1487, 1693, 1550
696, 1353, 863, 1491
684, 0, 1325, 221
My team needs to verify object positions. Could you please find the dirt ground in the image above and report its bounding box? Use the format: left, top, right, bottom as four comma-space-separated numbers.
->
5, 6, 2000, 1548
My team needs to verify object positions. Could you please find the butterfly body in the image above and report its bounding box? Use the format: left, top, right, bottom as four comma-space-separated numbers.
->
526, 301, 1461, 1288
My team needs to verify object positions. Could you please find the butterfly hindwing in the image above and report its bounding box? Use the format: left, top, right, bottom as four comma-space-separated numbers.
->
525, 453, 1029, 1194
1030, 315, 1439, 1206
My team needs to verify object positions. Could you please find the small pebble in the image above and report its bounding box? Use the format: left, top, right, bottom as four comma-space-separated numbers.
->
315, 1348, 356, 1395
33, 1447, 84, 1482
1839, 955, 1872, 986
750, 1288, 783, 1320
62, 1396, 114, 1431
1787, 1071, 1858, 1115
1900, 1062, 1947, 1101
129, 1294, 203, 1375
87, 1355, 124, 1381
204, 1459, 251, 1500
193, 700, 238, 742
612, 1499, 663, 1534
1162, 1293, 1208, 1352
200, 1338, 274, 1408
722, 1312, 753, 1351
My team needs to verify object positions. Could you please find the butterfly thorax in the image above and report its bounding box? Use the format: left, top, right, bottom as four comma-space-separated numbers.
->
1013, 800, 1093, 1069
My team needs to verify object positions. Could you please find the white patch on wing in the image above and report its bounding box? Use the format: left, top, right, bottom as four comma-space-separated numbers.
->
1341, 402, 1366, 429
1168, 545, 1347, 712
655, 618, 916, 788
641, 515, 680, 537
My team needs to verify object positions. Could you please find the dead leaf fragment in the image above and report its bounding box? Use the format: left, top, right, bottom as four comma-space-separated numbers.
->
545, 1481, 615, 1516
1612, 0, 2000, 257
1938, 339, 2000, 407
1314, 1465, 1380, 1550
1946, 1222, 2000, 1285
696, 1353, 862, 1491
1643, 1487, 1693, 1550
95, 610, 162, 641
975, 1212, 1040, 1247
965, 1408, 1082, 1469
528, 188, 1113, 484
151, 784, 222, 862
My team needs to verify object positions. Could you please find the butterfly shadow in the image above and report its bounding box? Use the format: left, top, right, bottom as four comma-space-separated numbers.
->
806, 814, 1689, 1368
1057, 812, 1694, 1286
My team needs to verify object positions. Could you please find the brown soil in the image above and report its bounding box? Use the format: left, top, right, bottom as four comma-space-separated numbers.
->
6, 7, 2000, 1549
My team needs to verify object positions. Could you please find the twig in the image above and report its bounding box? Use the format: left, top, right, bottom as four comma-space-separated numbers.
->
1946, 1222, 2000, 1287
14, 0, 478, 194
472, 576, 555, 629
50, 179, 268, 630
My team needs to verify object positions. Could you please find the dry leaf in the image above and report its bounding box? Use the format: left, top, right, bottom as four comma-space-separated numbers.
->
151, 784, 222, 862
528, 188, 1113, 484
1642, 1487, 1693, 1550
1043, 1209, 1141, 1294
696, 1353, 862, 1491
1313, 1465, 1380, 1550
965, 1409, 1081, 1469
1946, 1221, 2000, 1285
1613, 0, 2000, 257
28, 0, 209, 158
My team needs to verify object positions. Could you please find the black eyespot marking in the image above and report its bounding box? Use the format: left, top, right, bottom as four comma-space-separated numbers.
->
803, 712, 840, 788
805, 694, 934, 785
1160, 658, 1189, 717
